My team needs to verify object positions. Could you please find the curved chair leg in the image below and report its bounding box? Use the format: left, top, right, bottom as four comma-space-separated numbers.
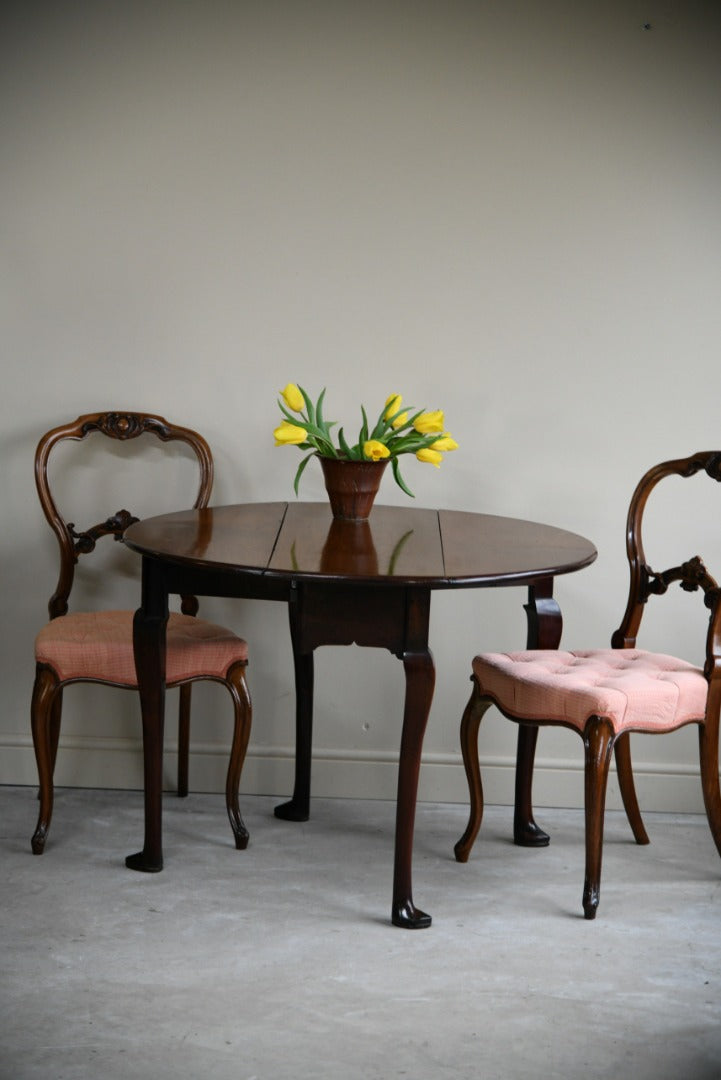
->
454, 681, 494, 863
582, 716, 615, 920
48, 687, 63, 778
177, 683, 191, 798
613, 731, 650, 845
224, 661, 253, 851
38, 688, 63, 803
31, 664, 61, 854
698, 718, 721, 857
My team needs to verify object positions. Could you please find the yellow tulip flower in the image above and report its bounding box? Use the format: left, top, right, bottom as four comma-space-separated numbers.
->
431, 434, 459, 452
280, 383, 305, 412
363, 440, 391, 461
274, 421, 307, 446
416, 447, 443, 467
384, 393, 402, 420
391, 411, 408, 430
413, 410, 445, 435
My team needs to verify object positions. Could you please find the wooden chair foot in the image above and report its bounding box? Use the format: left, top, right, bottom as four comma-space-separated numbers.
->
513, 819, 550, 847
31, 826, 48, 855
391, 899, 432, 929
583, 883, 599, 919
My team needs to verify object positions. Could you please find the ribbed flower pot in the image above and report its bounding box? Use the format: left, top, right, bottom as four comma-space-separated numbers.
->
318, 456, 389, 521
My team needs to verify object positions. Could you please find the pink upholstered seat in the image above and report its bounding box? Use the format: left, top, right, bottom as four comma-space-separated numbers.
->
36, 610, 249, 686
454, 451, 721, 919
472, 650, 707, 735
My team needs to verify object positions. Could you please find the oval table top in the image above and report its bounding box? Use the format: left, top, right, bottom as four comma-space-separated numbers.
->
124, 501, 597, 589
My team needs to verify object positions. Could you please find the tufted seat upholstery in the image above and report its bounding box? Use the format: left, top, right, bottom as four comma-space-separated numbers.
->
471, 650, 707, 735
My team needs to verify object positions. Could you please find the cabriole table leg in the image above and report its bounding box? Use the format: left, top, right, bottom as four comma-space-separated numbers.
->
391, 648, 435, 929
513, 579, 563, 847
126, 567, 167, 873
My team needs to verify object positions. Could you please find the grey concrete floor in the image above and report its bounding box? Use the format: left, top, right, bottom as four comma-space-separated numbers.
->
1, 785, 720, 1080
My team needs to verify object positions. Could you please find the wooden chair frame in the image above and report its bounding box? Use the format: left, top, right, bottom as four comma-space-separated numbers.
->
31, 411, 252, 859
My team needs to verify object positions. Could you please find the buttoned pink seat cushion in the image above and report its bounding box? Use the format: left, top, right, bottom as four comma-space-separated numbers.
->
36, 611, 248, 686
472, 649, 708, 734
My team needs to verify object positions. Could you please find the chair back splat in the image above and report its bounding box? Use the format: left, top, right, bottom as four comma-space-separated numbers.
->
35, 411, 213, 620
612, 450, 721, 661
454, 450, 721, 919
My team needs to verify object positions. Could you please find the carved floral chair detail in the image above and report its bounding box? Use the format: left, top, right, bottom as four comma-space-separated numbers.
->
454, 452, 721, 918
31, 411, 252, 861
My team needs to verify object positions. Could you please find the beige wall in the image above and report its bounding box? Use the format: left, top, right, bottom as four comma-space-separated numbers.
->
2, 1, 720, 813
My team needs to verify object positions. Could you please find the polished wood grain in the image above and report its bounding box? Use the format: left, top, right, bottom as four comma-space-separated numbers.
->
270, 503, 444, 582
126, 503, 597, 586
123, 503, 288, 572
439, 510, 597, 585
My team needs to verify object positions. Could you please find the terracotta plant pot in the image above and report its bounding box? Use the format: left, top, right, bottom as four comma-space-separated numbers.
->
318, 456, 388, 521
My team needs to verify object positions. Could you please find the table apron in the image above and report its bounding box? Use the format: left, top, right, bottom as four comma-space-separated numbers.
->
150, 559, 291, 604
289, 581, 431, 657
143, 558, 435, 657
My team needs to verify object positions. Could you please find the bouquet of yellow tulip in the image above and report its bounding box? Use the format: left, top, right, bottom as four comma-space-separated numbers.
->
275, 383, 458, 496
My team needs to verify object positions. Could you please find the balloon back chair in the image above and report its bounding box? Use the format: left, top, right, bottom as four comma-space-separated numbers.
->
454, 451, 721, 918
31, 411, 252, 861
